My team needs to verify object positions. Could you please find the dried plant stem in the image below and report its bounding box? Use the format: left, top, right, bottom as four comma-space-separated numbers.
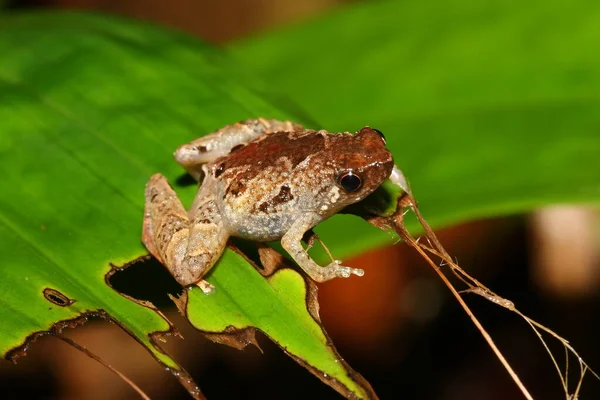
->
382, 192, 598, 400
58, 336, 151, 400
392, 211, 534, 400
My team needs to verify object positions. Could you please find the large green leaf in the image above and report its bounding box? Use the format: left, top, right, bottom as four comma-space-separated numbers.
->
229, 0, 600, 258
0, 11, 374, 398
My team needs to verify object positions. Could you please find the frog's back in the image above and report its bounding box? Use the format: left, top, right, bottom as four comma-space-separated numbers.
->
213, 130, 329, 177
209, 127, 393, 241
209, 130, 327, 240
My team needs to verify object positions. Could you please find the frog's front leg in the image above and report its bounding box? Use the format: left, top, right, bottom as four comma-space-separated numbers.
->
174, 118, 302, 180
143, 174, 229, 287
281, 213, 364, 282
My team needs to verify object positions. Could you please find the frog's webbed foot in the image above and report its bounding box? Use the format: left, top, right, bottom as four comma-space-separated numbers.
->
142, 174, 228, 287
174, 119, 302, 181
323, 261, 364, 280
286, 256, 364, 283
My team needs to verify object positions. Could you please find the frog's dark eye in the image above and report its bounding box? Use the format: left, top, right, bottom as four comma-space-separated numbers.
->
337, 171, 362, 192
372, 128, 386, 142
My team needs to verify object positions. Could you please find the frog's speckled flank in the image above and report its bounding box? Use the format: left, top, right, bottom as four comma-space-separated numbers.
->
143, 119, 394, 286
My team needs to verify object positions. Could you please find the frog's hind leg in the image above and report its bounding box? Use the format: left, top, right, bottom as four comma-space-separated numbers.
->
174, 119, 302, 181
143, 174, 228, 287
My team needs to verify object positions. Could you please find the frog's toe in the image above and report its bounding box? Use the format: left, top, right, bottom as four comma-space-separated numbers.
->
196, 279, 216, 295
338, 266, 364, 278
329, 261, 364, 278
338, 267, 352, 278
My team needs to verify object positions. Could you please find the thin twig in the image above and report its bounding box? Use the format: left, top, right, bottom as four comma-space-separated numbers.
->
58, 336, 151, 400
392, 217, 535, 400
385, 192, 598, 399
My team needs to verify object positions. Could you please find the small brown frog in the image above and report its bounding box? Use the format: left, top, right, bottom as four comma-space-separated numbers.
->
142, 119, 396, 287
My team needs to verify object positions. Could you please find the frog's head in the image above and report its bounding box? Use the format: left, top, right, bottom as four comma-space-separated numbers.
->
327, 127, 394, 208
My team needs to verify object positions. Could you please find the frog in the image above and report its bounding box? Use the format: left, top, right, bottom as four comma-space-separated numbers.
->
142, 118, 398, 287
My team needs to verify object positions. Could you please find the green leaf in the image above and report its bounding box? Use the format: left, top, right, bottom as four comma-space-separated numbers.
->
0, 12, 191, 368
179, 248, 376, 399
0, 11, 373, 398
229, 0, 600, 258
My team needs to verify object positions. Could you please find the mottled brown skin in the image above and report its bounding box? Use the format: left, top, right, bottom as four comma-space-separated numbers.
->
142, 119, 394, 287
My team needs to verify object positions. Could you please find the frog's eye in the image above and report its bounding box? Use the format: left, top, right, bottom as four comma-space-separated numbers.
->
372, 128, 386, 143
337, 171, 362, 192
